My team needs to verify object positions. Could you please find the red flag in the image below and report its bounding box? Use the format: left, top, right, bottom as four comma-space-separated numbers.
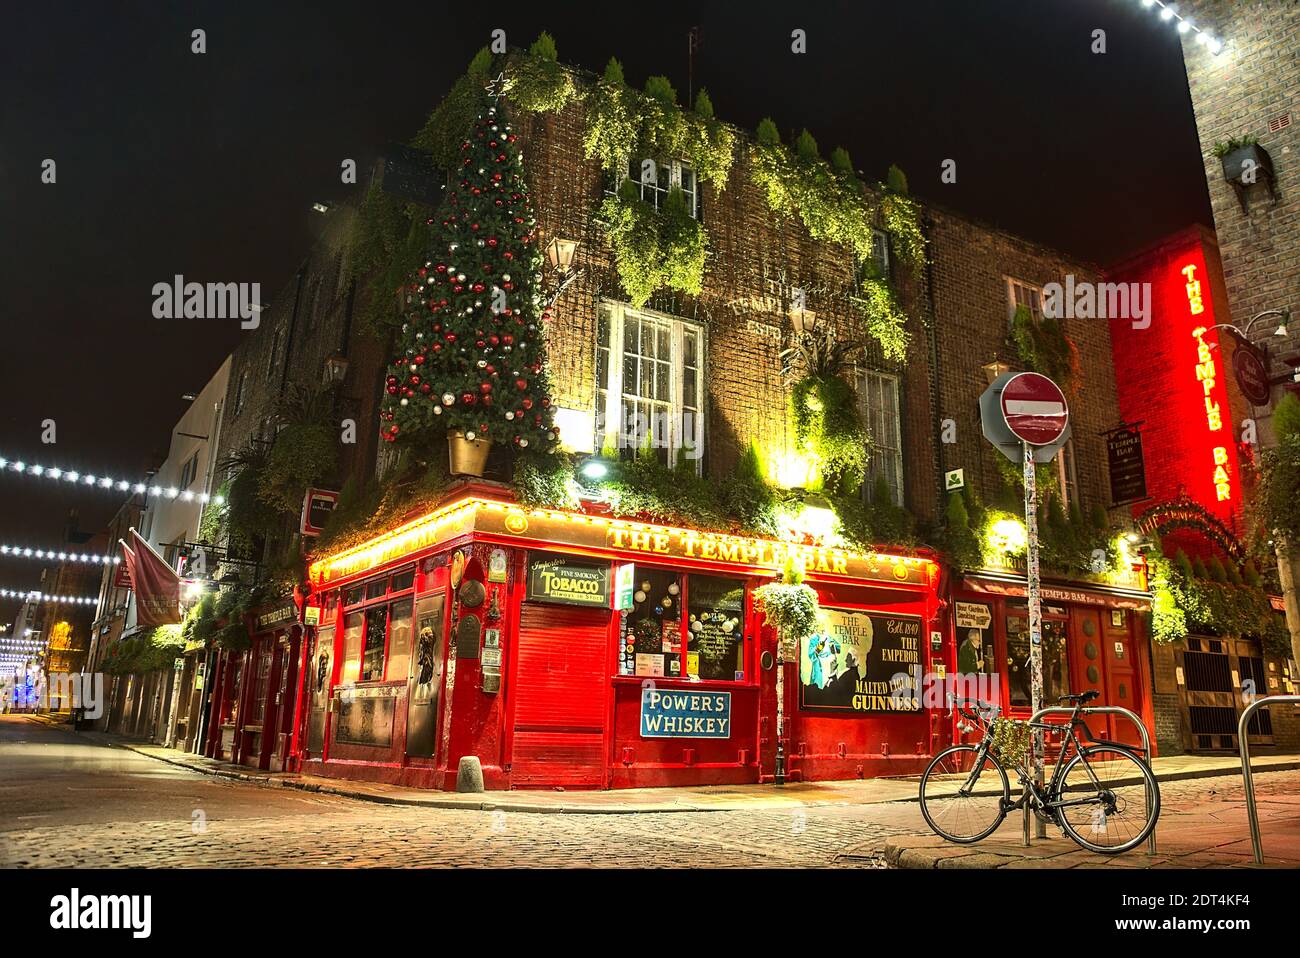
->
120, 529, 181, 626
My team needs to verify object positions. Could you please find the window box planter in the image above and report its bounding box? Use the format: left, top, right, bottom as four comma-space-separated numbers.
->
1220, 142, 1273, 186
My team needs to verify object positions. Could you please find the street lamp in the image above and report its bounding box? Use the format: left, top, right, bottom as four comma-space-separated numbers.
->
323, 351, 350, 385
542, 236, 582, 311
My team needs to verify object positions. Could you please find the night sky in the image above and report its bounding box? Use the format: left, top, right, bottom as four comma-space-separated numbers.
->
0, 0, 1211, 616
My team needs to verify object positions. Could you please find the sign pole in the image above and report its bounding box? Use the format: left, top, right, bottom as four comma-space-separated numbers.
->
775, 645, 786, 785
1023, 441, 1046, 839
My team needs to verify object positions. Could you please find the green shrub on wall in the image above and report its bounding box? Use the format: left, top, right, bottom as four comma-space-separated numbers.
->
598, 180, 707, 307
505, 33, 576, 114
790, 375, 868, 495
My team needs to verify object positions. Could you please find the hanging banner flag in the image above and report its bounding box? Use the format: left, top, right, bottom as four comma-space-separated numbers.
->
120, 529, 182, 626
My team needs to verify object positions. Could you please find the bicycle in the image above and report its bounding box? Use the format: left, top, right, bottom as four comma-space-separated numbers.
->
918, 690, 1160, 854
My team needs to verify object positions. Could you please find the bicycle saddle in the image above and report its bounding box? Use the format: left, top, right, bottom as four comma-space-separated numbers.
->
1058, 690, 1100, 704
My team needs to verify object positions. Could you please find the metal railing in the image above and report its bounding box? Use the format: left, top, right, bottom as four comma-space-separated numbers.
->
1238, 694, 1300, 865
1022, 704, 1156, 855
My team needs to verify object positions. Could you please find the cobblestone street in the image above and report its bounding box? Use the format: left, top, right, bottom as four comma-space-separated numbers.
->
3, 715, 1297, 868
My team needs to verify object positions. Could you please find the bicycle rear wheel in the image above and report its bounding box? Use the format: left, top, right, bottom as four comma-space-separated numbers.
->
919, 745, 1009, 843
1056, 746, 1160, 854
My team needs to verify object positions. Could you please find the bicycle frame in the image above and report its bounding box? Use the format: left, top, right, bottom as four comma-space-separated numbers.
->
954, 701, 1116, 821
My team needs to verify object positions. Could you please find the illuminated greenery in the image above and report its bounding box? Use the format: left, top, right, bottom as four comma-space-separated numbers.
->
1010, 304, 1080, 395
1148, 550, 1289, 655
505, 33, 576, 114
583, 61, 736, 190
749, 123, 923, 361
1257, 394, 1300, 544
790, 374, 868, 495
598, 179, 707, 307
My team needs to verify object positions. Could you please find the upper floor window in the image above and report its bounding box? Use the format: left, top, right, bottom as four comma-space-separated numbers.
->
179, 450, 200, 490
620, 159, 699, 219
871, 229, 890, 279
1007, 277, 1044, 324
858, 369, 904, 507
266, 327, 284, 381
596, 302, 704, 471
1055, 438, 1079, 513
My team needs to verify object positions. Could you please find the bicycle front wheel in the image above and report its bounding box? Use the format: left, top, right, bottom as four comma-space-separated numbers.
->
1056, 746, 1160, 854
919, 745, 1009, 843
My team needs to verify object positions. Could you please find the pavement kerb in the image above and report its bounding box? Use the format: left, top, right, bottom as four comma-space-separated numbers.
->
31, 716, 1299, 817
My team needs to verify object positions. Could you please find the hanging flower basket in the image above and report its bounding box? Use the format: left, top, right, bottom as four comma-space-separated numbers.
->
754, 580, 820, 659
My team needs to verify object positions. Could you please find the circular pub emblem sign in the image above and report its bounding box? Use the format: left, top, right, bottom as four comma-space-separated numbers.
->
999, 372, 1069, 446
1232, 345, 1271, 407
504, 513, 529, 535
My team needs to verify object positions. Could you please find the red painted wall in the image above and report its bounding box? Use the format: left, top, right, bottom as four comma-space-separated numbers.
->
1109, 232, 1246, 543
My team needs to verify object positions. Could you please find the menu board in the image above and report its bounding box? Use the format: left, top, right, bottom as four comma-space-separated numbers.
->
798, 609, 923, 713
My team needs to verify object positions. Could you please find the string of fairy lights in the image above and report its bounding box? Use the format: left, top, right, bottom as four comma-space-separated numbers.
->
1139, 0, 1224, 54
0, 588, 98, 606
0, 544, 120, 565
0, 452, 225, 505
0, 449, 221, 613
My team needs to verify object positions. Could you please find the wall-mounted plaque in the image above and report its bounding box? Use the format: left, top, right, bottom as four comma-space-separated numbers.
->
456, 615, 481, 659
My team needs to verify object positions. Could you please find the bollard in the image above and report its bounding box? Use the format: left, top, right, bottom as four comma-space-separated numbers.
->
456, 755, 485, 793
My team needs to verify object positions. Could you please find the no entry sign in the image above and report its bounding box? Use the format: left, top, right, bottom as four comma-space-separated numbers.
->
1000, 372, 1069, 446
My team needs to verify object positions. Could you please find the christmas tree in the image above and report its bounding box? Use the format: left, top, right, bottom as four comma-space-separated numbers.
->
381, 83, 559, 459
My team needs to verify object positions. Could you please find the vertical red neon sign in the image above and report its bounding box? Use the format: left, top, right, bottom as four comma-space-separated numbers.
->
1180, 259, 1233, 508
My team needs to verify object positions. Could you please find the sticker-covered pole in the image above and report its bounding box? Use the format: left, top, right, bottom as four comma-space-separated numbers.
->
1024, 441, 1046, 838
775, 644, 787, 785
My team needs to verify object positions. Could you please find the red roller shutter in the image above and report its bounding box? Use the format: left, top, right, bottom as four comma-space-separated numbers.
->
510, 603, 610, 787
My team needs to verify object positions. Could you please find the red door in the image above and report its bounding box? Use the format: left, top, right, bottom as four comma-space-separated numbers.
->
1103, 610, 1143, 750
510, 603, 610, 788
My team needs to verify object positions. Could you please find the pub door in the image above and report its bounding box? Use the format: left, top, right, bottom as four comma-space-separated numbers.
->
406, 591, 446, 760
1101, 608, 1143, 751
305, 622, 335, 758
509, 603, 610, 788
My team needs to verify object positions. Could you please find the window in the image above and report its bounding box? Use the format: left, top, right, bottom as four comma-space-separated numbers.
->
858, 369, 904, 507
385, 599, 413, 682
1055, 439, 1079, 512
618, 568, 748, 682
340, 611, 364, 684
1006, 616, 1069, 707
621, 158, 698, 219
685, 575, 747, 681
1007, 277, 1044, 324
179, 450, 200, 490
266, 328, 283, 381
233, 371, 249, 415
871, 229, 890, 279
596, 302, 704, 469
361, 606, 387, 681
339, 567, 417, 684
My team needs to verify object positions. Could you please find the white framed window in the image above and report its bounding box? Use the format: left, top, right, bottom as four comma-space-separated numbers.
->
1007, 277, 1044, 324
871, 229, 890, 279
619, 158, 699, 219
595, 301, 705, 470
857, 369, 904, 507
1055, 439, 1079, 512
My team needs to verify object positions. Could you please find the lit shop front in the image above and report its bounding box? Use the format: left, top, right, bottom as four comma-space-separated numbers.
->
297, 491, 944, 790
949, 570, 1156, 751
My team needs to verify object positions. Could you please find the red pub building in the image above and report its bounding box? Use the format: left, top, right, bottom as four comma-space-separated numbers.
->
292, 488, 943, 790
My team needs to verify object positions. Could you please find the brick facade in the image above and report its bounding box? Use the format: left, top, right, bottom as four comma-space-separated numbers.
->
1179, 1, 1299, 432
